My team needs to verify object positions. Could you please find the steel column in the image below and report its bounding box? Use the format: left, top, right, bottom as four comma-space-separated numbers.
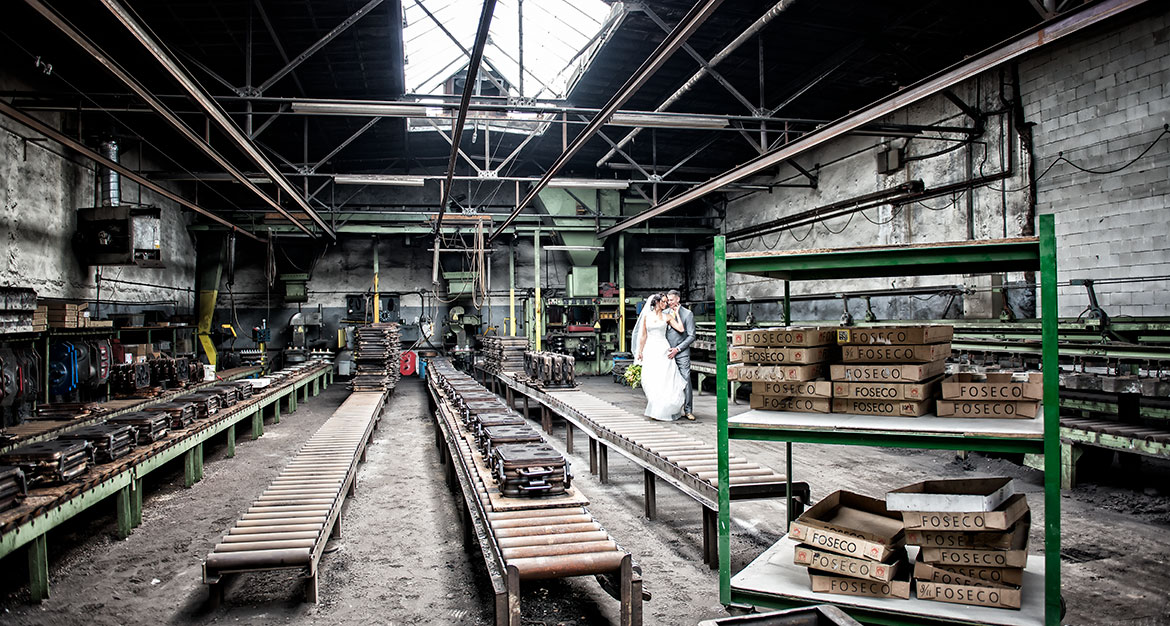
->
713, 235, 731, 603
1039, 214, 1061, 626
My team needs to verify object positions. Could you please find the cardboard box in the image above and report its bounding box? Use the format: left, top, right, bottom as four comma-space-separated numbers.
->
809, 570, 911, 600
788, 491, 905, 562
733, 327, 837, 347
794, 544, 903, 582
730, 364, 826, 382
841, 343, 952, 363
901, 493, 1030, 532
905, 516, 1030, 551
831, 398, 934, 417
836, 325, 953, 346
832, 376, 940, 402
830, 360, 946, 383
752, 380, 833, 398
919, 527, 1029, 569
941, 372, 1043, 402
912, 559, 1013, 589
750, 395, 832, 413
914, 565, 1022, 609
730, 346, 834, 365
929, 562, 1025, 587
887, 478, 1015, 513
936, 399, 1040, 419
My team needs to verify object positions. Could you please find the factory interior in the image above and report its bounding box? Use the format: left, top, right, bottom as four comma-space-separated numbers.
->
0, 1, 1168, 624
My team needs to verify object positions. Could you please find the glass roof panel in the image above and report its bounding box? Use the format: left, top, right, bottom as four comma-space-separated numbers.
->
403, 0, 614, 99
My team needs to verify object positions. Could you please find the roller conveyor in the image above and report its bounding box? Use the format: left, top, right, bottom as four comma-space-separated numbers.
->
202, 390, 386, 606
481, 366, 810, 569
427, 360, 644, 626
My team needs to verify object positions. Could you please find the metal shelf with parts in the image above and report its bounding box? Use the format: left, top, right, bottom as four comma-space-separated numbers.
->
712, 216, 1060, 626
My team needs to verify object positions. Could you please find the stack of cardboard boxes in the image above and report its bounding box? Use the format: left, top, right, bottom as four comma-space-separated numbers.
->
45, 301, 87, 329
31, 306, 48, 332
938, 371, 1043, 419
892, 478, 1030, 610
830, 325, 952, 417
789, 491, 911, 599
730, 327, 838, 413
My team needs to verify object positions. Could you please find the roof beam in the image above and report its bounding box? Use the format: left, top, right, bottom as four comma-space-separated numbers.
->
596, 0, 1150, 238
101, 0, 335, 238
253, 0, 307, 96
22, 0, 313, 237
0, 100, 263, 242
435, 0, 498, 228
255, 0, 385, 95
487, 0, 727, 243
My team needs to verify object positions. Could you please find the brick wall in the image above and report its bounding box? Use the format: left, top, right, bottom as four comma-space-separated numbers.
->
1021, 7, 1170, 316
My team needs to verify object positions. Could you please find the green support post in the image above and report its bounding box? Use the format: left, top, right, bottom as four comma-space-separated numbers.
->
194, 443, 204, 481
227, 423, 236, 457
713, 236, 731, 604
183, 448, 197, 487
131, 478, 143, 527
1039, 213, 1061, 625
116, 485, 133, 539
252, 408, 264, 440
274, 399, 281, 424
783, 280, 794, 527
28, 534, 48, 602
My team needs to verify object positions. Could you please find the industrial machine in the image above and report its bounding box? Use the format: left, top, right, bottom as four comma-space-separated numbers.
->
47, 340, 111, 402
285, 306, 324, 365
0, 347, 38, 426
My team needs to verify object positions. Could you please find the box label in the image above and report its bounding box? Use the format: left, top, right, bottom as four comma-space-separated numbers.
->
750, 395, 832, 412
936, 400, 1039, 419
837, 326, 953, 345
931, 563, 1024, 586
733, 327, 836, 347
832, 377, 939, 401
830, 360, 946, 382
915, 581, 1021, 609
733, 364, 825, 382
831, 398, 932, 417
731, 346, 833, 365
841, 344, 951, 363
752, 380, 833, 397
795, 546, 897, 582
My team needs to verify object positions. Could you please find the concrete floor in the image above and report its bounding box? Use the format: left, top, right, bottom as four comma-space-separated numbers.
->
1, 374, 1168, 625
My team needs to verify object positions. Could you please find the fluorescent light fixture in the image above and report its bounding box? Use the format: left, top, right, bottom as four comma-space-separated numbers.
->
608, 113, 729, 129
333, 174, 427, 187
547, 178, 630, 190
543, 245, 605, 251
641, 247, 691, 253
291, 101, 427, 117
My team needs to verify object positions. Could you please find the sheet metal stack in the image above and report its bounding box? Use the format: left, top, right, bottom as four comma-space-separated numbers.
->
56, 423, 136, 463
481, 336, 528, 374
143, 401, 198, 429
183, 391, 222, 420
350, 323, 401, 392
0, 465, 27, 512
522, 350, 576, 390
0, 440, 94, 485
108, 411, 170, 444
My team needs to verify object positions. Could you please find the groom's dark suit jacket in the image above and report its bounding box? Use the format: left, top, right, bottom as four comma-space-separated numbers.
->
666, 307, 696, 357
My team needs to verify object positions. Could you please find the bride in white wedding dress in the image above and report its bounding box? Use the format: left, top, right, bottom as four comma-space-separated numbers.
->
632, 293, 689, 421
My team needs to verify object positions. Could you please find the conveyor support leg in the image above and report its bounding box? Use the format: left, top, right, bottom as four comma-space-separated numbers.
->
227, 424, 236, 457
643, 470, 656, 520
117, 485, 133, 539
1062, 442, 1084, 489
28, 533, 48, 602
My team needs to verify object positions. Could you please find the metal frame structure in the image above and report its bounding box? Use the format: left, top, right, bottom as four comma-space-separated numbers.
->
712, 215, 1061, 624
0, 364, 332, 602
597, 0, 1150, 239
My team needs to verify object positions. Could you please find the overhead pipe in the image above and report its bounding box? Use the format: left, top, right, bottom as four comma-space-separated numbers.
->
488, 0, 727, 244
22, 0, 314, 237
596, 0, 1151, 238
435, 0, 498, 229
0, 100, 263, 241
595, 0, 797, 167
100, 0, 336, 238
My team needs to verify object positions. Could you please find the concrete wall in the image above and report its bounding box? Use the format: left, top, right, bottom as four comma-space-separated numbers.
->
0, 106, 198, 317
1020, 7, 1170, 316
706, 6, 1170, 322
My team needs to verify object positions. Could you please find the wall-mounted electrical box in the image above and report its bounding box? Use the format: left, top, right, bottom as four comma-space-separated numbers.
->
76, 206, 164, 267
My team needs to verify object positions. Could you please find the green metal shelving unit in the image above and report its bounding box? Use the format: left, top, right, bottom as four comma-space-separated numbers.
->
714, 214, 1061, 625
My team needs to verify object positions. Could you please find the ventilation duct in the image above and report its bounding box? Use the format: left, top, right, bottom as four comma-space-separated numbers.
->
100, 140, 120, 207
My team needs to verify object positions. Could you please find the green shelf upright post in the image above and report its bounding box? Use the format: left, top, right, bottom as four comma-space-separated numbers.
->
714, 235, 731, 604
1039, 214, 1061, 625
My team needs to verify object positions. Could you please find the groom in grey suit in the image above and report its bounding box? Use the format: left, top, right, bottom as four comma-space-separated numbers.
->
665, 290, 697, 420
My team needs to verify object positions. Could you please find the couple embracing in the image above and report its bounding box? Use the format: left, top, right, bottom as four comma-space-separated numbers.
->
632, 289, 696, 422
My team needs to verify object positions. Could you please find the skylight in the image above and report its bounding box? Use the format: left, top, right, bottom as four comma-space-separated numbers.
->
403, 0, 615, 100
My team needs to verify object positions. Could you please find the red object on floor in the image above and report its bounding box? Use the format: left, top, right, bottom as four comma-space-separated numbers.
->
400, 350, 417, 376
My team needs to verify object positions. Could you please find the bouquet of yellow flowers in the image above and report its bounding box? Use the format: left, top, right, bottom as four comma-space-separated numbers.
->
623, 363, 642, 388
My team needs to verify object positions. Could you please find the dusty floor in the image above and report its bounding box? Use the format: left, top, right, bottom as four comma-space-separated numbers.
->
1, 373, 1168, 625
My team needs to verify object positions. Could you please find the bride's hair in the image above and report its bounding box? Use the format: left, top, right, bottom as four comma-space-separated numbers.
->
647, 292, 665, 311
